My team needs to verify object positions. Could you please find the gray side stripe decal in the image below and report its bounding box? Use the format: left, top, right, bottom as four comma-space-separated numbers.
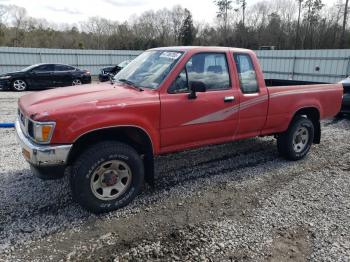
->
182, 87, 337, 126
183, 95, 268, 126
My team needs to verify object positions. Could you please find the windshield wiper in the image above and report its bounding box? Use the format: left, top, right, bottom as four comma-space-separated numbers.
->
118, 79, 144, 91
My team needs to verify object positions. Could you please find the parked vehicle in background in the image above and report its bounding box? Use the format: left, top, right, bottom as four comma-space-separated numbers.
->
259, 46, 276, 50
339, 77, 350, 115
0, 63, 91, 91
98, 60, 131, 82
15, 46, 343, 213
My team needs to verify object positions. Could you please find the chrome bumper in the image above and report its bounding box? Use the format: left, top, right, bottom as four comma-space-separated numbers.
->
15, 119, 72, 166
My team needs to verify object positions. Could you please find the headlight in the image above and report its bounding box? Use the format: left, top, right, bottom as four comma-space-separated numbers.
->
33, 122, 55, 143
0, 75, 11, 80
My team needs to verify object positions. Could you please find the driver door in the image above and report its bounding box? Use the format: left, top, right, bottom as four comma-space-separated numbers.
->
160, 52, 240, 152
29, 64, 55, 89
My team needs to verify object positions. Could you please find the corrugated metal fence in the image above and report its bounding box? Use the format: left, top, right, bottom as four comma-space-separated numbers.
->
255, 49, 350, 83
0, 47, 350, 83
0, 47, 143, 76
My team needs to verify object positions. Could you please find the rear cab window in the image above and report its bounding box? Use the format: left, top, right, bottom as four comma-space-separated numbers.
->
233, 53, 259, 94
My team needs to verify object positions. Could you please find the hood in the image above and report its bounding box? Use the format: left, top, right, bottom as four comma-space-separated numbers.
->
1, 71, 23, 77
19, 82, 158, 121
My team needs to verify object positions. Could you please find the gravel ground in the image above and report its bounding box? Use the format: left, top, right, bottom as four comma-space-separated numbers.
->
0, 91, 349, 261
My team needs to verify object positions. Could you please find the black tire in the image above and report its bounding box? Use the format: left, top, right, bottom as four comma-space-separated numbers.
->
335, 112, 344, 118
277, 116, 315, 161
70, 141, 144, 213
12, 79, 27, 91
72, 79, 82, 86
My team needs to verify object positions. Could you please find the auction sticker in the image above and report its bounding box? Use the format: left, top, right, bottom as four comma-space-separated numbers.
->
160, 52, 182, 60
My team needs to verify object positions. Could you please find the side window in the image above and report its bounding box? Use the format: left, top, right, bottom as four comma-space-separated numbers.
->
55, 65, 74, 71
33, 64, 54, 72
168, 52, 230, 93
168, 69, 189, 93
234, 54, 259, 94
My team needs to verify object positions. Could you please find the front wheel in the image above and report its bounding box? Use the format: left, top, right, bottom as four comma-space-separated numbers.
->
72, 79, 82, 86
12, 79, 27, 91
277, 116, 315, 160
70, 141, 144, 213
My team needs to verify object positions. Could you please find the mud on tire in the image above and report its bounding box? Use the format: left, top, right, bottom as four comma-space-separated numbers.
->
70, 141, 144, 213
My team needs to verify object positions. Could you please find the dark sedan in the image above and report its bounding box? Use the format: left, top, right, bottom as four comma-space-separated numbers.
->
98, 60, 131, 82
0, 63, 91, 91
339, 77, 350, 115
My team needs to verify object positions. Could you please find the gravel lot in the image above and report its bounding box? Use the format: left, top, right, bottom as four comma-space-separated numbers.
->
0, 91, 349, 261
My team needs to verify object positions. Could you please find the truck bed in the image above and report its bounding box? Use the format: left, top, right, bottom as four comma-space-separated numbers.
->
265, 79, 349, 114
261, 82, 344, 135
265, 79, 326, 87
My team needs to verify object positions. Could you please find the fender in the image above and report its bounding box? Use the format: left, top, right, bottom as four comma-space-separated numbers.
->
73, 124, 156, 154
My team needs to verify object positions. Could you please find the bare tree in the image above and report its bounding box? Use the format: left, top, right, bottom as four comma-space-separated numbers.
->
0, 4, 8, 24
170, 6, 188, 45
214, 0, 233, 32
236, 0, 247, 26
0, 2, 350, 50
295, 0, 303, 48
81, 17, 114, 49
7, 5, 27, 46
340, 0, 349, 47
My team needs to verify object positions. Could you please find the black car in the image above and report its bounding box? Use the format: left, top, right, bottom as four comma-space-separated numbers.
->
98, 60, 131, 82
0, 63, 91, 91
339, 77, 350, 115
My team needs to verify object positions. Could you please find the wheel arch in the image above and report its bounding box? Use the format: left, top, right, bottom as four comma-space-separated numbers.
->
67, 126, 155, 185
291, 107, 321, 144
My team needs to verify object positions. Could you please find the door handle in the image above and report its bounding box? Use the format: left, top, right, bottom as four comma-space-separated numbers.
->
224, 96, 235, 102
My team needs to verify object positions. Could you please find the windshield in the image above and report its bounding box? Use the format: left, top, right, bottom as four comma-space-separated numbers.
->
118, 60, 131, 68
114, 50, 183, 89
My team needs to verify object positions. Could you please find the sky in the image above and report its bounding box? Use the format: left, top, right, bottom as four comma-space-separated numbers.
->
0, 0, 339, 26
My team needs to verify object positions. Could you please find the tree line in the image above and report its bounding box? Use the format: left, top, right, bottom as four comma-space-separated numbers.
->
0, 0, 349, 50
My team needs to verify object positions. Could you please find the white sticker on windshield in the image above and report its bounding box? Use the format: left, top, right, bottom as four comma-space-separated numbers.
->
160, 52, 182, 60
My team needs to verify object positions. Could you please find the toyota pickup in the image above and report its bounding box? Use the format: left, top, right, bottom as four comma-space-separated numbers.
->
15, 46, 343, 213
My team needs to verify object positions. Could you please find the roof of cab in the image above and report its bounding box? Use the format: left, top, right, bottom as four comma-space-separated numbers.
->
149, 46, 251, 53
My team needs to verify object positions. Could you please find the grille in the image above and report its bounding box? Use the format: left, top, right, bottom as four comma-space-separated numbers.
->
18, 109, 34, 140
19, 111, 25, 126
28, 121, 34, 138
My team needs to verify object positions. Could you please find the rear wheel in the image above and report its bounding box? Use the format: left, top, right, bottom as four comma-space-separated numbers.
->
12, 79, 27, 91
277, 116, 315, 160
70, 141, 144, 213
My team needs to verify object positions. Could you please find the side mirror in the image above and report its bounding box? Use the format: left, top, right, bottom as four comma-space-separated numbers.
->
188, 81, 206, 99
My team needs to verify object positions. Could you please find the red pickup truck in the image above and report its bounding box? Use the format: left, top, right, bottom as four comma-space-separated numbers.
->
16, 46, 343, 213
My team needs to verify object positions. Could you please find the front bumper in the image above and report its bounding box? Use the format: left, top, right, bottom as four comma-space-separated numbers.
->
82, 75, 92, 84
15, 119, 72, 166
98, 74, 109, 82
0, 79, 11, 90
